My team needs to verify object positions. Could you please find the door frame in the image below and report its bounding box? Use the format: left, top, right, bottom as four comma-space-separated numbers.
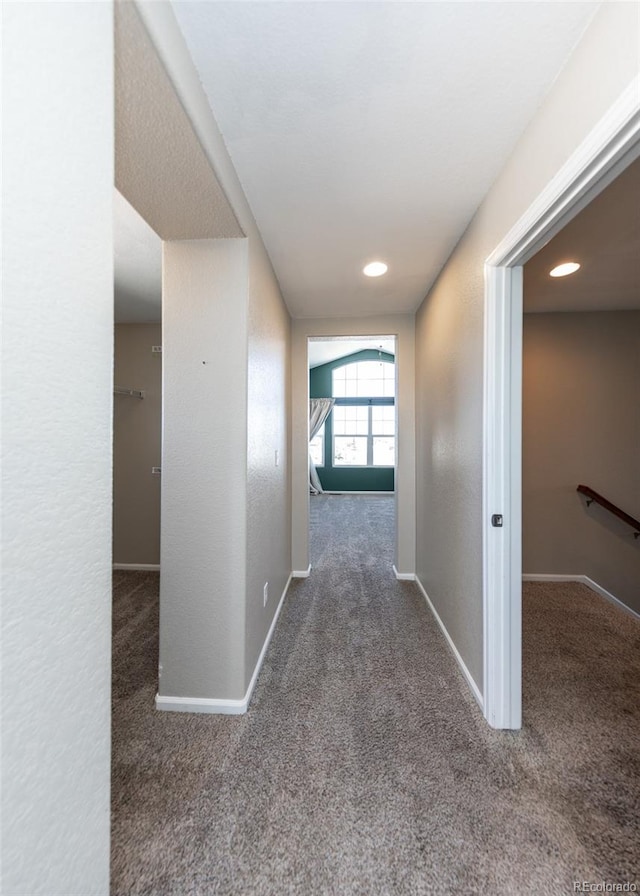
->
292, 316, 416, 580
482, 76, 640, 729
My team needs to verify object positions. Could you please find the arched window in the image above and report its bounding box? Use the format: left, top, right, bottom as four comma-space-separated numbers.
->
332, 360, 395, 398
331, 360, 395, 467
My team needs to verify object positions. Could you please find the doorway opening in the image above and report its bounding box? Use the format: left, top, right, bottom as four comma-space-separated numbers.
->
307, 335, 397, 570
483, 84, 640, 729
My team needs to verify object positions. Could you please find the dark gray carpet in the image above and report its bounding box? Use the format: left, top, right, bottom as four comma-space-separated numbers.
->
111, 495, 640, 895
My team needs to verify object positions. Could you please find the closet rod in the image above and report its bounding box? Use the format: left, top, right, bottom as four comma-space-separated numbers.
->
114, 386, 145, 399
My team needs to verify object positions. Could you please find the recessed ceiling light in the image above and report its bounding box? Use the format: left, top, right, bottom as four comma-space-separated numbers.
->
549, 262, 580, 278
363, 261, 388, 277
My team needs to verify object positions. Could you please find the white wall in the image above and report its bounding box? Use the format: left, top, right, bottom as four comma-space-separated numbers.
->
1, 3, 113, 894
415, 2, 640, 693
292, 315, 416, 576
160, 239, 249, 701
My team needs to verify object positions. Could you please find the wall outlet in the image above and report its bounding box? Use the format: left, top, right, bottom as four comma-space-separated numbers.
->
263, 582, 269, 606
152, 345, 162, 353
152, 466, 161, 475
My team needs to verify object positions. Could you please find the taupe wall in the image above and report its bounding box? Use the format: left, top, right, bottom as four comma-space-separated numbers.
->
160, 240, 249, 701
113, 323, 162, 565
415, 3, 640, 694
245, 238, 292, 689
140, 2, 292, 703
523, 311, 640, 613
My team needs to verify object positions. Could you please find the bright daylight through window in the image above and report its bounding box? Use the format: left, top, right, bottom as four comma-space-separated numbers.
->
309, 425, 325, 467
331, 360, 395, 467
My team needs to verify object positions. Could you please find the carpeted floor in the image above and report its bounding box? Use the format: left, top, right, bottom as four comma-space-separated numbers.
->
111, 495, 639, 895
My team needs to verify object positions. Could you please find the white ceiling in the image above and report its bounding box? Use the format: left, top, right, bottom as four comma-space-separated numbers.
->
171, 1, 599, 320
524, 154, 640, 312
114, 189, 162, 323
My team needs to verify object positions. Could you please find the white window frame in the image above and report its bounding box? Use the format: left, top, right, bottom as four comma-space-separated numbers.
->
332, 404, 395, 468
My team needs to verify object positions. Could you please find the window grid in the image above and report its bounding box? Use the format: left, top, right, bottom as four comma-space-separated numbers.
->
333, 405, 395, 467
332, 360, 395, 398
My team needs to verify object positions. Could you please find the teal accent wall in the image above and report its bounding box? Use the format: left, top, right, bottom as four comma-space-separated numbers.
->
310, 349, 395, 492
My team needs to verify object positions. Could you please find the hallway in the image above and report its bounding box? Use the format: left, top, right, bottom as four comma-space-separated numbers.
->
111, 496, 639, 895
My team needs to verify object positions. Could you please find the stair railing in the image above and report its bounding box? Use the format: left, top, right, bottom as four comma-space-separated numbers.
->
577, 484, 640, 539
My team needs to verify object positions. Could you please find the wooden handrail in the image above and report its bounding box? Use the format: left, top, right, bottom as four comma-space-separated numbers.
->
577, 485, 640, 539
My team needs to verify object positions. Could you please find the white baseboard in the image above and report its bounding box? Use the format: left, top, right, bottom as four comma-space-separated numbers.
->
155, 694, 247, 715
155, 573, 293, 715
523, 573, 640, 620
292, 565, 311, 578
414, 575, 484, 711
393, 565, 415, 581
113, 563, 160, 571
322, 491, 395, 495
243, 573, 292, 708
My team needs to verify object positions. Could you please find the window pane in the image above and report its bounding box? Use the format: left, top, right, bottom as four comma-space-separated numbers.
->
309, 424, 324, 466
334, 436, 367, 466
334, 406, 369, 435
332, 360, 395, 398
373, 437, 395, 466
372, 406, 395, 435
333, 407, 347, 434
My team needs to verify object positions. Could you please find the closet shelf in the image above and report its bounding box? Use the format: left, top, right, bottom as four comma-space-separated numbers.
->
114, 386, 145, 399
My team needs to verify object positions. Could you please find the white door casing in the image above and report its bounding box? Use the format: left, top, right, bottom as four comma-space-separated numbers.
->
482, 76, 640, 729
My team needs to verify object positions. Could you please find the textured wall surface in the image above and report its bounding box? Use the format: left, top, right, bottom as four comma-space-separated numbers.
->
160, 240, 249, 701
113, 324, 162, 566
114, 0, 242, 241
415, 2, 640, 693
135, 1, 293, 702
292, 316, 415, 575
523, 312, 640, 613
245, 235, 292, 690
1, 3, 113, 893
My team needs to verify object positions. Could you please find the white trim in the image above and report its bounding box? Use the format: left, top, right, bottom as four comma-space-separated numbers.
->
393, 565, 415, 581
523, 574, 640, 621
113, 563, 160, 571
292, 565, 311, 578
321, 491, 395, 496
155, 694, 247, 715
482, 77, 640, 731
243, 573, 292, 706
155, 573, 293, 715
482, 265, 522, 730
415, 575, 484, 711
487, 77, 640, 269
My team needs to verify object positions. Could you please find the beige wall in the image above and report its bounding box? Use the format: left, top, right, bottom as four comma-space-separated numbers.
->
523, 311, 640, 613
245, 238, 292, 688
160, 239, 249, 701
113, 323, 162, 565
415, 3, 640, 693
139, 2, 292, 704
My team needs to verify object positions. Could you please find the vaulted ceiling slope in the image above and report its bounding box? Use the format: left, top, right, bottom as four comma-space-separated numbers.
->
171, 1, 599, 320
